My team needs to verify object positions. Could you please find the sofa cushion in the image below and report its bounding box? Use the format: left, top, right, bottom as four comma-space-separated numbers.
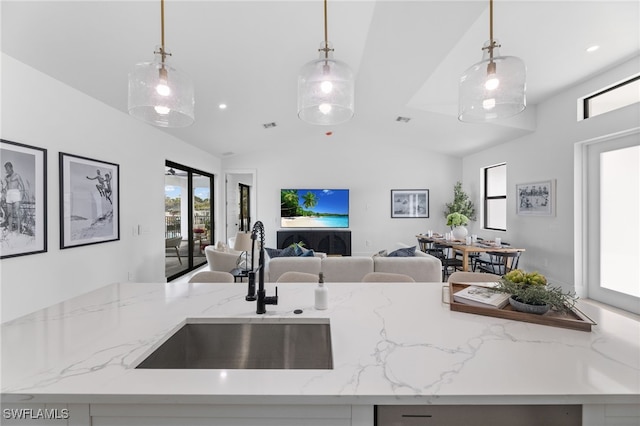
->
321, 257, 374, 282
387, 246, 417, 257
267, 256, 322, 282
373, 254, 442, 282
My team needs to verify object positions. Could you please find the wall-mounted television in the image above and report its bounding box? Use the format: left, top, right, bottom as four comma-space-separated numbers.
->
281, 189, 349, 228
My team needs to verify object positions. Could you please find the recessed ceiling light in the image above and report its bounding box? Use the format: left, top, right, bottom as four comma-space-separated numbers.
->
218, 103, 227, 109
586, 45, 600, 53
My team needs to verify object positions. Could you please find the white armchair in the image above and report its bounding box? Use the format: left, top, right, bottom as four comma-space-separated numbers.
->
204, 246, 241, 273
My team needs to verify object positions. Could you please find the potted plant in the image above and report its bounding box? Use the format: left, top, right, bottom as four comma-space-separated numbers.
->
444, 181, 476, 220
446, 212, 470, 240
495, 269, 578, 314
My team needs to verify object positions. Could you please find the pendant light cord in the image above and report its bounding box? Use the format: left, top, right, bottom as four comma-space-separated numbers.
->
161, 0, 165, 56
486, 0, 502, 61
489, 0, 493, 44
319, 0, 333, 59
323, 0, 328, 58
156, 0, 171, 64
481, 0, 499, 75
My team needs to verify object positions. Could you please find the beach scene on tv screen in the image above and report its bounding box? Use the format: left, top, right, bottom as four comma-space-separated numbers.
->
281, 189, 349, 228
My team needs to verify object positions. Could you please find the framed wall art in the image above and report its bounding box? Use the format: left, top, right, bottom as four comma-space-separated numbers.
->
59, 152, 120, 249
516, 179, 556, 216
0, 139, 48, 259
391, 189, 429, 218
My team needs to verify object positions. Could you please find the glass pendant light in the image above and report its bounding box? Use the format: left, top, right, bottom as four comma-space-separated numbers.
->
298, 0, 354, 125
458, 0, 526, 122
128, 0, 195, 128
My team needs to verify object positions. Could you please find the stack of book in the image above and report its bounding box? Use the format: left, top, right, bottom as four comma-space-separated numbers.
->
453, 283, 510, 309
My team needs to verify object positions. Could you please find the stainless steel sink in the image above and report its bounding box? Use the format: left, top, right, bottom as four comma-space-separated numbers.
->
135, 318, 333, 370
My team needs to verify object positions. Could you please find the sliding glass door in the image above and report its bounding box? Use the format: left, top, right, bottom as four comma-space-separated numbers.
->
165, 161, 214, 281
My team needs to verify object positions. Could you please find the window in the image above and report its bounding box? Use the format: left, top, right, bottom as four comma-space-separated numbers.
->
583, 75, 640, 119
484, 163, 507, 231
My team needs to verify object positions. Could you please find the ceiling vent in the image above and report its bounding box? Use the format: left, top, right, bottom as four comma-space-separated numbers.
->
262, 122, 277, 129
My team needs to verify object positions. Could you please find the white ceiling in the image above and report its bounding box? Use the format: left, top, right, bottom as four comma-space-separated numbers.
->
2, 1, 639, 158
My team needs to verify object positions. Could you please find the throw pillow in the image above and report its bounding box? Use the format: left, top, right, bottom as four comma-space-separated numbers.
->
265, 246, 301, 258
387, 246, 416, 257
301, 249, 315, 257
265, 247, 283, 258
279, 246, 298, 257
293, 244, 305, 256
372, 249, 388, 257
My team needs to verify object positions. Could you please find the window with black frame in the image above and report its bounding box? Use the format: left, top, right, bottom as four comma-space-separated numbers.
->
583, 75, 639, 119
484, 163, 507, 231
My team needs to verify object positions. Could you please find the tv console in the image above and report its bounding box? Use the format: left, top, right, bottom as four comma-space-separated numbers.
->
277, 230, 351, 256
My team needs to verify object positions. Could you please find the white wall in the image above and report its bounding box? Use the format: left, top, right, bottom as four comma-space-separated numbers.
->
462, 55, 640, 292
222, 129, 463, 256
1, 54, 222, 322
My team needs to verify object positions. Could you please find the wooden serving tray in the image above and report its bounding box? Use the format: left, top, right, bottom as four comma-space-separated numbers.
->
448, 283, 596, 332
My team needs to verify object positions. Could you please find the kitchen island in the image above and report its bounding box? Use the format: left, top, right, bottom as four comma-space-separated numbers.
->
2, 281, 639, 425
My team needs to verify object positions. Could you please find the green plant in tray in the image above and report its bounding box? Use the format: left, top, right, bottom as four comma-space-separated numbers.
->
495, 269, 578, 313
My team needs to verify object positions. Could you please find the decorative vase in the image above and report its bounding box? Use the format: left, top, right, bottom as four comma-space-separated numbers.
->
451, 226, 468, 240
509, 296, 550, 315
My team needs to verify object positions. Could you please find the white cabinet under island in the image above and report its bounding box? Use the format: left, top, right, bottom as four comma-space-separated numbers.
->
2, 282, 639, 425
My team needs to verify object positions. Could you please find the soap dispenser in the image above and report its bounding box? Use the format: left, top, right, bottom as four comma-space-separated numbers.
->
315, 272, 328, 310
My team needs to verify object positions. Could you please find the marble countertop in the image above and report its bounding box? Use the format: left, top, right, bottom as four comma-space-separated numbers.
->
2, 281, 639, 405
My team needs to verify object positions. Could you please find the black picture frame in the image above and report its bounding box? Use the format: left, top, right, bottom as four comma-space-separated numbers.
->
0, 139, 48, 259
59, 152, 120, 249
516, 179, 556, 216
391, 189, 429, 218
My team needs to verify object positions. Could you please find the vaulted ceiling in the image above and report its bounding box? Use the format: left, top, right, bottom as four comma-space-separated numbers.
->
2, 1, 638, 158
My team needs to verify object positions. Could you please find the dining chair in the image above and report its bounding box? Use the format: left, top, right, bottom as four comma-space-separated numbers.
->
470, 240, 510, 272
362, 272, 415, 282
475, 251, 522, 275
433, 243, 465, 281
188, 271, 235, 283
276, 271, 319, 283
417, 237, 444, 258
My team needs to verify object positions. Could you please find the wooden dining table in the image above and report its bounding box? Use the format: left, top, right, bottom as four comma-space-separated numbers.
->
416, 234, 526, 272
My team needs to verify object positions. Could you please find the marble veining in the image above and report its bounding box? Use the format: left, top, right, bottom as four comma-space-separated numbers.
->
1, 281, 639, 405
